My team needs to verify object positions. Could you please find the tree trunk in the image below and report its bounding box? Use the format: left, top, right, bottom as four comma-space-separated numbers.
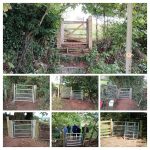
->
88, 120, 97, 146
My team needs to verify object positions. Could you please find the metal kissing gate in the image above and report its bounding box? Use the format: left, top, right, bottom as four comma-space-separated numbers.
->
65, 133, 83, 147
13, 120, 33, 138
118, 88, 132, 100
70, 90, 84, 100
124, 122, 139, 139
13, 84, 37, 103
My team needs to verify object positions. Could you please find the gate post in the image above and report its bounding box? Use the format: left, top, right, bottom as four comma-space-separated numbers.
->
81, 90, 84, 100
33, 85, 37, 103
6, 117, 14, 138
13, 84, 16, 103
70, 90, 73, 100
110, 119, 113, 136
32, 120, 36, 139
139, 120, 143, 138
32, 86, 35, 103
130, 88, 132, 100
35, 121, 39, 139
87, 16, 92, 49
57, 18, 64, 48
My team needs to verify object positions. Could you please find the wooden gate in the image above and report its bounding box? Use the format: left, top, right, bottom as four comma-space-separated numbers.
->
13, 120, 33, 138
57, 16, 92, 53
60, 86, 72, 99
100, 120, 113, 137
112, 121, 125, 136
13, 84, 36, 103
39, 123, 50, 140
101, 120, 139, 139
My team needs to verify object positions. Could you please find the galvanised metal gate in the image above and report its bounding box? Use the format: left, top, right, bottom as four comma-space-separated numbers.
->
13, 120, 33, 138
13, 84, 36, 103
65, 133, 83, 147
124, 122, 139, 139
70, 90, 83, 100
118, 88, 132, 100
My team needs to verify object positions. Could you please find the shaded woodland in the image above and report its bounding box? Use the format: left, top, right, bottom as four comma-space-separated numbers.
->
3, 3, 147, 74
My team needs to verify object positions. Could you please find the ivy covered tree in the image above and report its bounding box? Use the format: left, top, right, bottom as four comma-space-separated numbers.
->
3, 3, 69, 73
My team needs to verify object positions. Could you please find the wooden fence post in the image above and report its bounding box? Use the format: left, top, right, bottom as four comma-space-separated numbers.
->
70, 89, 73, 100
35, 121, 39, 139
125, 3, 133, 74
13, 84, 15, 103
6, 116, 13, 138
87, 16, 92, 49
4, 89, 7, 101
81, 90, 84, 100
32, 120, 36, 139
110, 119, 113, 136
6, 116, 10, 137
33, 85, 37, 103
32, 86, 35, 103
57, 18, 64, 48
130, 88, 132, 100
139, 120, 143, 138
58, 84, 60, 98
62, 130, 65, 147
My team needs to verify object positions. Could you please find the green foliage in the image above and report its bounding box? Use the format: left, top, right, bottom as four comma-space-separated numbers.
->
3, 3, 147, 73
3, 3, 65, 73
83, 3, 147, 73
85, 48, 121, 73
52, 112, 98, 139
62, 76, 98, 103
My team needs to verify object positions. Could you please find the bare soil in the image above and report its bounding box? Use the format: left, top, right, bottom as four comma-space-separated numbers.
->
3, 99, 49, 110
101, 137, 147, 147
52, 98, 97, 110
114, 99, 139, 110
103, 99, 139, 110
3, 136, 49, 147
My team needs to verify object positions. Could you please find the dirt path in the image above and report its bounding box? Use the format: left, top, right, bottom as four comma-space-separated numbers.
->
3, 99, 49, 110
114, 99, 138, 110
101, 137, 147, 147
3, 136, 49, 147
52, 99, 97, 110
63, 99, 97, 110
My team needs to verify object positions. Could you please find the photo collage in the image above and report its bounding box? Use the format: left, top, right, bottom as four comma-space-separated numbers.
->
1, 1, 148, 149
